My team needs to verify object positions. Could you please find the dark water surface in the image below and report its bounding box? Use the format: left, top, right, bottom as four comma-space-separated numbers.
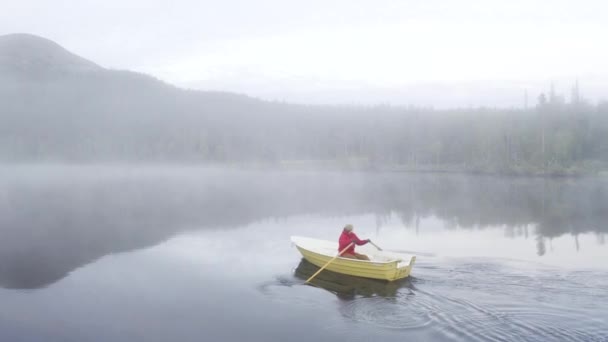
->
0, 165, 607, 341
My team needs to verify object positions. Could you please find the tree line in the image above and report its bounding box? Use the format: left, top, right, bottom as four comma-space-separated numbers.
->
1, 68, 607, 175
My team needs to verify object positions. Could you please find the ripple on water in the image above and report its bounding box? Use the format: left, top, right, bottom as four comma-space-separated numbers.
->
338, 293, 437, 330
493, 304, 608, 342
418, 272, 608, 342
258, 274, 434, 330
257, 276, 338, 309
261, 261, 608, 342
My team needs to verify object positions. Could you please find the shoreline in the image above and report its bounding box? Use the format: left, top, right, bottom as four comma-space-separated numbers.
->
1, 160, 606, 178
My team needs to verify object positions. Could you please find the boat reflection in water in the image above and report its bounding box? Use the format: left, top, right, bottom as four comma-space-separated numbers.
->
294, 259, 414, 300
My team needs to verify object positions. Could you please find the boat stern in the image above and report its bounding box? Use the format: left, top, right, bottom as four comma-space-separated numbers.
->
392, 256, 416, 280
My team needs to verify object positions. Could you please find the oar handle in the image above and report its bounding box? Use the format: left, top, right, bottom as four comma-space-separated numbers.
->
305, 242, 354, 283
369, 240, 383, 251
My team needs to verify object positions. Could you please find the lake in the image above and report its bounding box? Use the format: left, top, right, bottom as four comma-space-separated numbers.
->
0, 165, 607, 341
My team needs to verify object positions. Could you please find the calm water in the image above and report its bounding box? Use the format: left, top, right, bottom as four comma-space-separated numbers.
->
0, 165, 607, 341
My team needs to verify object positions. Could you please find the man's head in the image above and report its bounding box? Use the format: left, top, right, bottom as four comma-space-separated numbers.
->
344, 224, 354, 232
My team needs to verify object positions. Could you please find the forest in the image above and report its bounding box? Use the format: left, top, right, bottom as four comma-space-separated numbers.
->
1, 34, 607, 175
2, 75, 606, 176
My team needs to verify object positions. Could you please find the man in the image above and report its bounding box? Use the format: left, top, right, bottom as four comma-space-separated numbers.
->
338, 224, 371, 260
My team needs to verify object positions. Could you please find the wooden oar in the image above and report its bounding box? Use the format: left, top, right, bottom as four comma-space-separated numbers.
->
305, 242, 354, 283
368, 240, 383, 251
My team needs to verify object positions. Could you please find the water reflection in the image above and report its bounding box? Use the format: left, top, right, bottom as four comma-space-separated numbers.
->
0, 165, 606, 289
294, 259, 413, 300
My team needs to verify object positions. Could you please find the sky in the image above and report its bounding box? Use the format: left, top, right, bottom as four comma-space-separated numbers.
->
2, 0, 608, 107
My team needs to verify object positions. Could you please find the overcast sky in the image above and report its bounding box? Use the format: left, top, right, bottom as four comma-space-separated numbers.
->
2, 0, 608, 106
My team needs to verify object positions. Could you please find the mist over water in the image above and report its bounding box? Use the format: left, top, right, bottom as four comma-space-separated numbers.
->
3, 7, 608, 339
0, 165, 606, 341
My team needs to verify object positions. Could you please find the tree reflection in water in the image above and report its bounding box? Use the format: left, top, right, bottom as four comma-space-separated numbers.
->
0, 167, 606, 289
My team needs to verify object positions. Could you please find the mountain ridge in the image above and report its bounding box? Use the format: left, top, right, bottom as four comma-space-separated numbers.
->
0, 33, 606, 177
0, 33, 102, 79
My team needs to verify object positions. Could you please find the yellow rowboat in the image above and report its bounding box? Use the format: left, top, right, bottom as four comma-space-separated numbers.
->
291, 236, 416, 281
294, 259, 411, 298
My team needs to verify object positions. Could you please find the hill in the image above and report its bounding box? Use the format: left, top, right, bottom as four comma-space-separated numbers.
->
1, 33, 607, 175
0, 33, 100, 79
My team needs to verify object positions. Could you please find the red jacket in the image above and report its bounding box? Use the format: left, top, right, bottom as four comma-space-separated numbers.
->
338, 230, 368, 255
